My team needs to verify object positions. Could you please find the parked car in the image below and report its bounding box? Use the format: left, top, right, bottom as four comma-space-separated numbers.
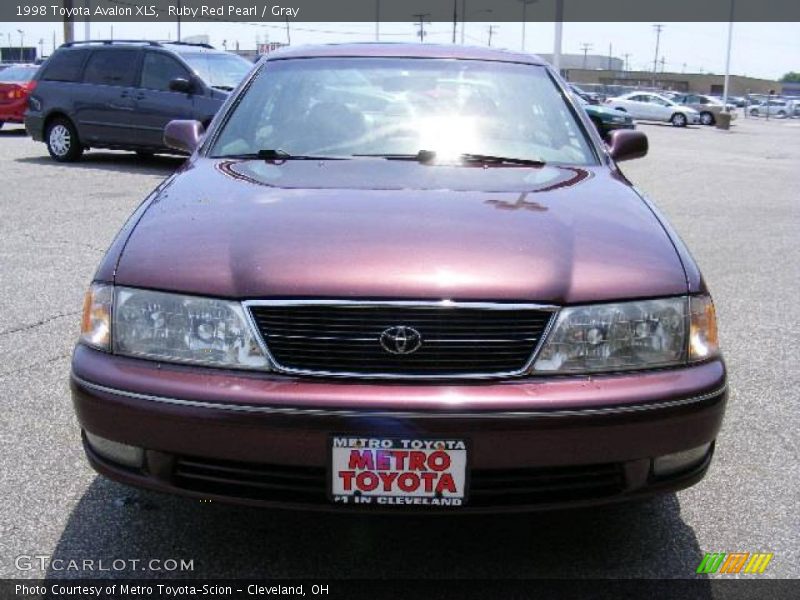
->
605, 92, 700, 127
24, 40, 253, 161
748, 99, 791, 118
574, 92, 635, 136
673, 93, 737, 126
0, 64, 39, 129
720, 95, 746, 108
72, 44, 725, 513
569, 83, 600, 104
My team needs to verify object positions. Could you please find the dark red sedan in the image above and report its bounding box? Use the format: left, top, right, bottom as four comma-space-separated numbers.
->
0, 64, 38, 129
72, 44, 725, 512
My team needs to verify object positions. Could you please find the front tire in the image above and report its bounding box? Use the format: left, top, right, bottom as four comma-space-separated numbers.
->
700, 111, 715, 126
671, 113, 688, 127
45, 117, 83, 162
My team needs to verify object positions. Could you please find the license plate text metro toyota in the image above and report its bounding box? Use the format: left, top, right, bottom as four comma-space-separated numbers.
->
331, 437, 468, 507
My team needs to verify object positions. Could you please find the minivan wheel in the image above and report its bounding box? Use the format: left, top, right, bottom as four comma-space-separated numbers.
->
700, 111, 715, 126
46, 118, 83, 162
671, 113, 688, 127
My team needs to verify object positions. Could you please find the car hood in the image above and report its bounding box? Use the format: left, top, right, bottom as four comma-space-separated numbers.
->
585, 105, 631, 120
114, 158, 688, 304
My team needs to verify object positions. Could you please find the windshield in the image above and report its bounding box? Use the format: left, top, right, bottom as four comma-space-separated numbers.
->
0, 65, 37, 82
180, 52, 252, 90
210, 57, 596, 165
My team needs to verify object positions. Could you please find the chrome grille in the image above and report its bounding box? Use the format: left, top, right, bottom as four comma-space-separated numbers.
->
246, 301, 556, 378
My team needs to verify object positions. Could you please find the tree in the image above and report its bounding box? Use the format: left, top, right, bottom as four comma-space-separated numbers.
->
779, 72, 800, 83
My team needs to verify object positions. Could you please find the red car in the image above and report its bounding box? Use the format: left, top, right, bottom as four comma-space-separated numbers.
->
0, 64, 38, 128
72, 44, 725, 512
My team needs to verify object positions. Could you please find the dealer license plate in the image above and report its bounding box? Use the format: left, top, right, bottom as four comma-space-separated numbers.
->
330, 436, 468, 507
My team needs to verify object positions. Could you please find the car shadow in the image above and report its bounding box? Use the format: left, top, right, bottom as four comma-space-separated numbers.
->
0, 127, 28, 137
15, 152, 184, 176
44, 475, 712, 591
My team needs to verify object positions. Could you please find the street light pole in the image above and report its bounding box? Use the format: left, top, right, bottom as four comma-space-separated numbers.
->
375, 0, 380, 42
552, 0, 563, 73
84, 0, 90, 41
17, 29, 24, 63
722, 0, 735, 111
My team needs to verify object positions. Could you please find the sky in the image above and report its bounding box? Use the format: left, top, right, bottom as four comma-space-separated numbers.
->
2, 21, 798, 80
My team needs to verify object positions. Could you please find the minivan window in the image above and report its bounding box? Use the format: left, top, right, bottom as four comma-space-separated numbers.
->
40, 49, 88, 82
84, 49, 138, 86
140, 52, 191, 91
180, 52, 251, 90
211, 58, 596, 166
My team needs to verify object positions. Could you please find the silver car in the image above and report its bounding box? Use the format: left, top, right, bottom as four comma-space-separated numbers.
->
605, 92, 701, 127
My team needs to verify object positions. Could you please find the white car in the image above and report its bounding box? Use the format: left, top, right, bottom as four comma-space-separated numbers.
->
748, 100, 792, 118
605, 92, 701, 127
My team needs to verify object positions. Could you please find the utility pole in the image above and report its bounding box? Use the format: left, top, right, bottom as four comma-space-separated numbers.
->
17, 30, 24, 63
487, 25, 499, 47
285, 16, 291, 45
623, 53, 631, 72
652, 24, 664, 88
608, 43, 612, 70
38, 38, 44, 60
518, 0, 537, 52
63, 0, 75, 44
52, 30, 56, 55
579, 43, 592, 69
176, 0, 182, 41
660, 57, 666, 72
413, 13, 430, 43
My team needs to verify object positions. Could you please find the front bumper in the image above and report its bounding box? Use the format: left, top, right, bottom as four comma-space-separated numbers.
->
71, 345, 727, 512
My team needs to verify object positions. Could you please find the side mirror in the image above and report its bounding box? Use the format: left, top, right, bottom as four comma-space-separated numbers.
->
163, 120, 205, 154
169, 77, 193, 93
606, 129, 648, 162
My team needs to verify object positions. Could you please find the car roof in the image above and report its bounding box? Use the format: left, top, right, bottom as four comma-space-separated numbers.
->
264, 43, 549, 65
57, 40, 230, 55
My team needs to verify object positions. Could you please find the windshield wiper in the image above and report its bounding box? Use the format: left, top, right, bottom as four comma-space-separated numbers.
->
352, 150, 545, 166
211, 85, 235, 91
352, 150, 437, 162
214, 149, 346, 161
458, 153, 547, 167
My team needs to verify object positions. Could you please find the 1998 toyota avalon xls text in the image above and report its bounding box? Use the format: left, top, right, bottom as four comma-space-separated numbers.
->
72, 44, 725, 512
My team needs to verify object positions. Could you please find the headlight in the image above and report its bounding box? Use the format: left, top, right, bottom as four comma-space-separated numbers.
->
533, 297, 689, 374
111, 286, 268, 369
80, 283, 113, 351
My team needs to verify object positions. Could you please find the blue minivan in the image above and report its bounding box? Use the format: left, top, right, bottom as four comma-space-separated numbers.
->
25, 40, 252, 161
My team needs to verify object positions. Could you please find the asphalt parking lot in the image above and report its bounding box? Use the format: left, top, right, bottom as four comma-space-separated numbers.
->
0, 115, 798, 581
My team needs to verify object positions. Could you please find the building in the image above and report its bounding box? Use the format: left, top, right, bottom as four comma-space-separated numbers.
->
538, 53, 624, 71
562, 68, 779, 96
0, 46, 37, 63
